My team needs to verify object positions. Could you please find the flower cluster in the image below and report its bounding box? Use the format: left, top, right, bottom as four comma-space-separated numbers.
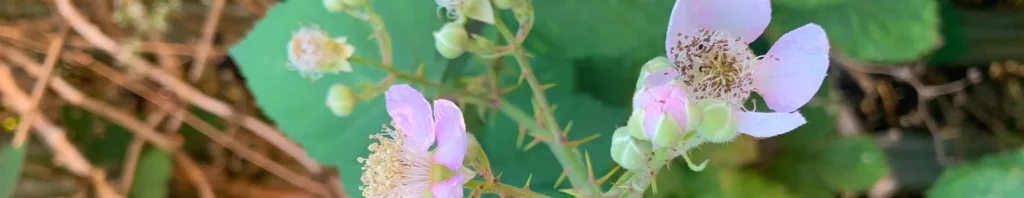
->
359, 85, 470, 197
286, 25, 356, 80
613, 0, 830, 171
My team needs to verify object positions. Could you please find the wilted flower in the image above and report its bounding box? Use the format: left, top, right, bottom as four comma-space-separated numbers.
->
436, 0, 495, 24
323, 0, 365, 12
359, 84, 469, 197
662, 0, 829, 138
628, 83, 700, 147
287, 25, 355, 80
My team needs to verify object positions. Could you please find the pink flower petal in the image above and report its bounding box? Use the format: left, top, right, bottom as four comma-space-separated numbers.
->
642, 108, 663, 140
737, 111, 806, 138
385, 84, 435, 151
430, 174, 465, 198
432, 99, 467, 171
666, 0, 771, 50
643, 68, 679, 88
754, 23, 830, 113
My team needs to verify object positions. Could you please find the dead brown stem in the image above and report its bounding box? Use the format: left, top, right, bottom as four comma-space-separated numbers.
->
174, 152, 216, 198
0, 46, 180, 151
0, 64, 122, 198
55, 49, 333, 197
55, 0, 322, 173
189, 0, 226, 82
11, 26, 67, 147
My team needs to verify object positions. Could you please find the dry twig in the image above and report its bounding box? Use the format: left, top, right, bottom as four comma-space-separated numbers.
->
11, 26, 67, 147
55, 0, 322, 173
189, 0, 226, 82
0, 64, 122, 198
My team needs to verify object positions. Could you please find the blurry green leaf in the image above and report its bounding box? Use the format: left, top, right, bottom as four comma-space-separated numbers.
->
62, 106, 132, 165
476, 57, 624, 196
690, 136, 758, 168
767, 0, 941, 62
528, 0, 670, 59
656, 167, 793, 198
764, 153, 833, 198
818, 135, 888, 193
928, 149, 1024, 198
0, 145, 26, 198
128, 147, 172, 198
229, 0, 445, 194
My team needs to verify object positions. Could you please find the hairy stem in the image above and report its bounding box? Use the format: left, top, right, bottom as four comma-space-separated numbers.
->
464, 180, 551, 198
492, 10, 603, 197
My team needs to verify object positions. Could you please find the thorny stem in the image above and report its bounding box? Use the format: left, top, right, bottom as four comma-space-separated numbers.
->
464, 180, 551, 198
493, 8, 603, 197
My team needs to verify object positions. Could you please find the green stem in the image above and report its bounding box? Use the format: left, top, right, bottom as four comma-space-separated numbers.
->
493, 14, 602, 196
464, 180, 551, 198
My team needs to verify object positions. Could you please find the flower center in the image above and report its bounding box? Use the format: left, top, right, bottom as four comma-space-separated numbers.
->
358, 126, 433, 197
667, 29, 757, 105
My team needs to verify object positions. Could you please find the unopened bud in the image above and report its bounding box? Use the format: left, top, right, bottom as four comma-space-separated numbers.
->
326, 84, 356, 117
610, 127, 652, 170
695, 99, 739, 143
433, 22, 469, 59
636, 56, 677, 89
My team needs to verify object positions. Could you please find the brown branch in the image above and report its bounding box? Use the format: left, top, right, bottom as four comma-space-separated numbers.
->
0, 64, 122, 198
173, 152, 216, 198
11, 26, 67, 147
0, 46, 180, 152
189, 0, 226, 82
54, 49, 334, 196
55, 0, 322, 173
0, 25, 227, 56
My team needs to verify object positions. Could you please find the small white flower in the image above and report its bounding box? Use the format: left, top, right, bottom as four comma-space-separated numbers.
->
287, 25, 356, 80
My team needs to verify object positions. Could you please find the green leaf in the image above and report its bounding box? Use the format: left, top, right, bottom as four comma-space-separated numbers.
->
817, 135, 888, 193
767, 0, 941, 62
62, 106, 132, 165
475, 57, 625, 196
689, 136, 758, 168
229, 0, 446, 194
0, 145, 26, 198
928, 149, 1024, 198
764, 153, 833, 198
527, 0, 670, 59
656, 168, 794, 198
128, 147, 172, 198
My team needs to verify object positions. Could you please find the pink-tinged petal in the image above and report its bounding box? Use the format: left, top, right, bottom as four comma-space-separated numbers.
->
663, 99, 690, 131
632, 88, 653, 110
737, 111, 806, 138
642, 108, 663, 140
666, 0, 771, 48
385, 84, 435, 151
430, 174, 465, 198
432, 99, 467, 170
644, 68, 679, 88
754, 23, 830, 113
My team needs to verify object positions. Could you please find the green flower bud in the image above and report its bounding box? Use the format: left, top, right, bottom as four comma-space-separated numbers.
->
610, 127, 652, 170
433, 22, 469, 59
323, 0, 365, 12
696, 99, 739, 143
636, 56, 676, 90
651, 112, 684, 146
628, 109, 646, 140
326, 84, 356, 117
493, 0, 520, 9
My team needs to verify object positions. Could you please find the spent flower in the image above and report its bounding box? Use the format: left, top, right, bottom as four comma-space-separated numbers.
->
660, 0, 830, 139
359, 85, 470, 197
286, 25, 356, 80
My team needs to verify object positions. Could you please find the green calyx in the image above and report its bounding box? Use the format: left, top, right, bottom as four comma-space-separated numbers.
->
431, 163, 458, 183
695, 99, 739, 143
433, 22, 469, 59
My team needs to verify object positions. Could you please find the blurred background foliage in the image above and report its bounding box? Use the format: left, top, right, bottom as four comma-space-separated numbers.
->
3, 0, 1024, 197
